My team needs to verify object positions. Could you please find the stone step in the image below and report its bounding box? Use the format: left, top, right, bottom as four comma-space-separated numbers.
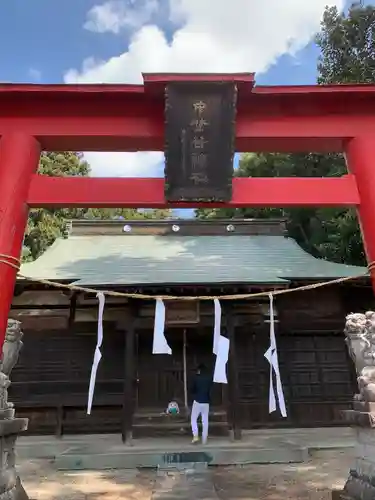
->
133, 408, 230, 438
133, 420, 230, 438
134, 408, 228, 424
55, 443, 307, 470
157, 462, 208, 472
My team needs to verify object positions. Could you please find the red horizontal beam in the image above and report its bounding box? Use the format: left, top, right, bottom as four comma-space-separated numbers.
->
0, 83, 146, 96
253, 83, 375, 95
1, 79, 374, 96
1, 78, 375, 152
27, 175, 359, 208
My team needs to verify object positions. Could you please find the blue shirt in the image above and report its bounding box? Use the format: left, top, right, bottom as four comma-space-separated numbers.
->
191, 373, 213, 404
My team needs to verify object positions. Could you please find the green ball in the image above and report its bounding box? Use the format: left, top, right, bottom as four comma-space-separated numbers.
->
167, 402, 180, 415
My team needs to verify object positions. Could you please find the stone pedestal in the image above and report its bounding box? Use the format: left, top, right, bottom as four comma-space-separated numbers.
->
341, 312, 375, 500
341, 413, 375, 499
0, 320, 29, 500
0, 419, 28, 500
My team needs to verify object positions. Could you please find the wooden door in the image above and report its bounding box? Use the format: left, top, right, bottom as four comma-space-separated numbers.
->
185, 327, 225, 408
136, 327, 224, 410
136, 328, 185, 410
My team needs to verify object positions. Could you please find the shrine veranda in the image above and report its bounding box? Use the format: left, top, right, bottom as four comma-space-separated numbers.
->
0, 72, 375, 439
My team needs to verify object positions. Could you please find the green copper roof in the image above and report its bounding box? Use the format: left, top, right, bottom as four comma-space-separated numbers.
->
20, 232, 366, 286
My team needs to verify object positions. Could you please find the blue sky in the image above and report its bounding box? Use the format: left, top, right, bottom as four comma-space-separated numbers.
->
0, 0, 351, 188
0, 0, 113, 83
0, 1, 339, 86
1, 5, 319, 86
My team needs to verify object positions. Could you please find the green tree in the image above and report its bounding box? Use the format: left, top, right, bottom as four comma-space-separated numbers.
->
197, 2, 375, 266
196, 153, 364, 264
83, 208, 172, 220
317, 3, 375, 84
24, 153, 173, 261
24, 152, 90, 261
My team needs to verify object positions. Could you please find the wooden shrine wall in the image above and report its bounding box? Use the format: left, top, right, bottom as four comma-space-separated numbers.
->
236, 330, 355, 427
235, 287, 356, 428
10, 325, 126, 434
7, 285, 361, 434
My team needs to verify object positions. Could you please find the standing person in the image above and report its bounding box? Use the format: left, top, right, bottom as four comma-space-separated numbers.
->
190, 363, 212, 445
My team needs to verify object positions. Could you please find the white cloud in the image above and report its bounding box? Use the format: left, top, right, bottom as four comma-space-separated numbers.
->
84, 151, 164, 177
84, 0, 159, 34
69, 0, 345, 177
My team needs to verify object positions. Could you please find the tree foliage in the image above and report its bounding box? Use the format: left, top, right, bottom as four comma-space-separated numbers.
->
82, 208, 173, 220
24, 153, 90, 261
197, 2, 375, 266
196, 153, 364, 264
23, 153, 172, 261
317, 3, 375, 84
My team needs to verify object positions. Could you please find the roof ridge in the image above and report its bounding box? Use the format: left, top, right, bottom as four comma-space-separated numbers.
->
67, 218, 288, 237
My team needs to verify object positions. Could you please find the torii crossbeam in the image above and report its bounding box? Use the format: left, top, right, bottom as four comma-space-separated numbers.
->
0, 72, 374, 349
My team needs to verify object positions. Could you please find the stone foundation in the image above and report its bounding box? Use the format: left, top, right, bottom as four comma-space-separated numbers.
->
0, 419, 28, 500
338, 421, 375, 499
0, 320, 29, 500
340, 402, 375, 499
341, 312, 375, 500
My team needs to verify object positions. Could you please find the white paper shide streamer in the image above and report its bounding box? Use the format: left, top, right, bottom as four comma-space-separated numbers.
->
213, 335, 230, 384
152, 299, 172, 355
212, 299, 230, 384
213, 298, 221, 355
87, 292, 105, 415
264, 293, 287, 417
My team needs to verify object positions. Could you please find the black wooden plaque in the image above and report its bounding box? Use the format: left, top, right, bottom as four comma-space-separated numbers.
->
164, 82, 237, 202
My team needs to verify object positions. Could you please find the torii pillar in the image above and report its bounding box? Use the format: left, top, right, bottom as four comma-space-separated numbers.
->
346, 136, 375, 285
0, 133, 41, 338
0, 133, 39, 500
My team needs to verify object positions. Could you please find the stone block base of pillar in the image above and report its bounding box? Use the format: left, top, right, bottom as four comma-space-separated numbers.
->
0, 418, 28, 500
341, 403, 375, 500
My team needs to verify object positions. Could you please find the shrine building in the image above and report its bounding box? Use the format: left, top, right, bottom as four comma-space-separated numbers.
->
7, 218, 370, 438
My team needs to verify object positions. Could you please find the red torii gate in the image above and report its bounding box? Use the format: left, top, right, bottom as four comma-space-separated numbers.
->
0, 73, 374, 350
